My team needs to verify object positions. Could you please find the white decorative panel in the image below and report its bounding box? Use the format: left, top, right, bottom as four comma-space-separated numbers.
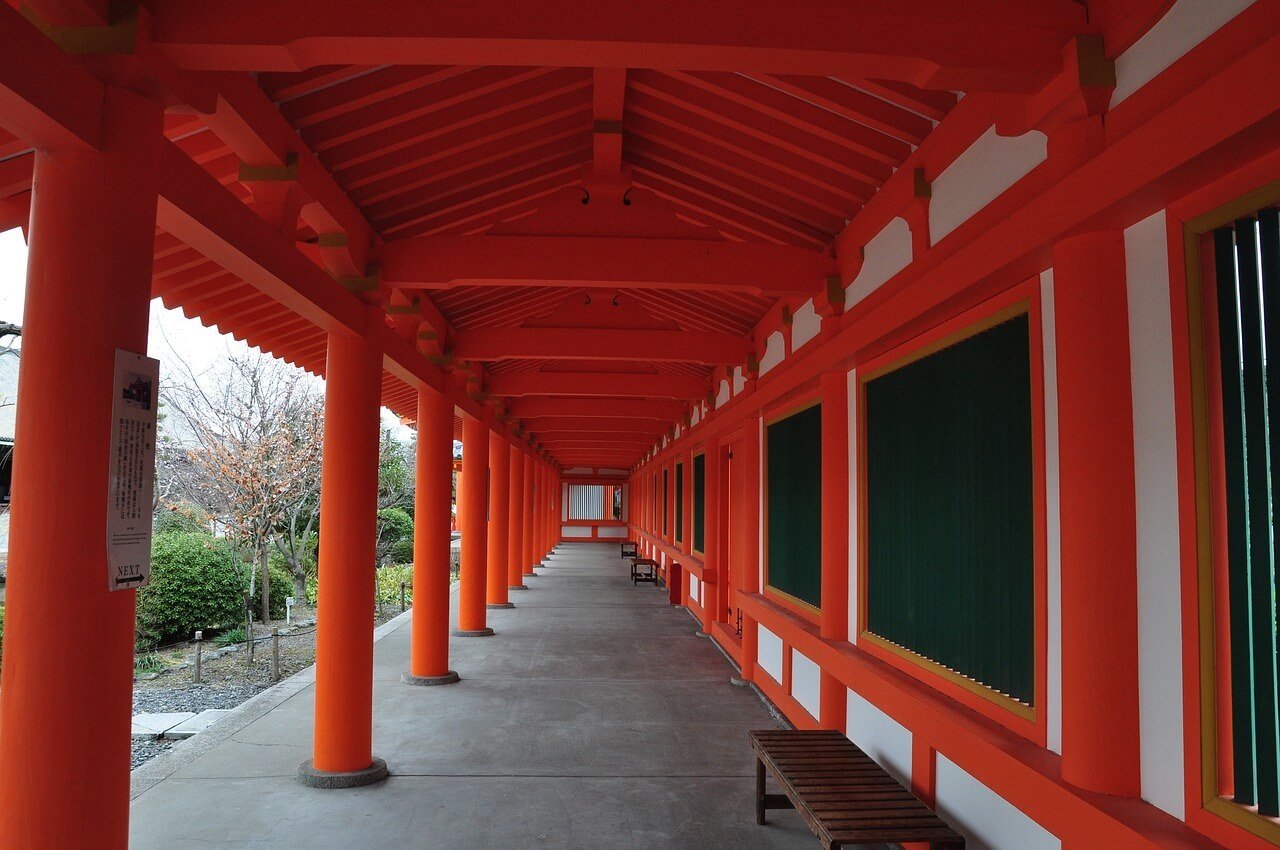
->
733, 366, 745, 395
1040, 269, 1063, 756
929, 127, 1046, 244
561, 525, 593, 537
1111, 0, 1256, 106
596, 526, 627, 539
790, 649, 821, 720
757, 625, 784, 684
1125, 210, 1185, 818
691, 405, 701, 426
846, 689, 911, 788
846, 217, 912, 309
716, 379, 731, 408
758, 330, 785, 375
689, 573, 700, 604
790, 298, 821, 350
935, 756, 1060, 850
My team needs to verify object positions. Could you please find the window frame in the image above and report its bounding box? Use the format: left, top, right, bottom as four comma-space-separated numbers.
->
855, 284, 1047, 742
1180, 181, 1280, 846
761, 395, 824, 624
675, 460, 685, 544
691, 449, 707, 557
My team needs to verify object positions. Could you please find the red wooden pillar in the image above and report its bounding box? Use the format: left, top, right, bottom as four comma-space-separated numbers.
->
455, 416, 491, 636
486, 431, 512, 609
523, 452, 537, 576
303, 313, 386, 787
0, 86, 162, 849
403, 387, 458, 686
702, 438, 721, 633
1052, 230, 1142, 797
739, 413, 763, 683
507, 444, 527, 590
819, 370, 850, 731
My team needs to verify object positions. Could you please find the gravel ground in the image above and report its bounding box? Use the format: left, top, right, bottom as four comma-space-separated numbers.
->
130, 605, 405, 770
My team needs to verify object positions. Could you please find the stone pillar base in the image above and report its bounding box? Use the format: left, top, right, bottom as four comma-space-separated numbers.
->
297, 757, 389, 789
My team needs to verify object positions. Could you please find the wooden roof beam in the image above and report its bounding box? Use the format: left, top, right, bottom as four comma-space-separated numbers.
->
147, 0, 1085, 93
452, 327, 750, 365
376, 234, 834, 298
506, 397, 687, 420
487, 371, 707, 400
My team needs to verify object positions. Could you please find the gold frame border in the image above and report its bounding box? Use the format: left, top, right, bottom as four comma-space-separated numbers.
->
1186, 183, 1280, 845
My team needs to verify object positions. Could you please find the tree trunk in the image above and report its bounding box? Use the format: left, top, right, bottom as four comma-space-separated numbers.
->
260, 546, 271, 624
292, 563, 307, 603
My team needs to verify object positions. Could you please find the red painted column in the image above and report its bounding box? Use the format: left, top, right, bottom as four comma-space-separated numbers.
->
305, 313, 386, 786
456, 415, 491, 636
523, 452, 537, 576
507, 444, 527, 590
486, 430, 512, 609
819, 370, 850, 731
0, 86, 162, 849
1052, 231, 1141, 797
404, 387, 458, 686
702, 438, 721, 633
739, 413, 763, 683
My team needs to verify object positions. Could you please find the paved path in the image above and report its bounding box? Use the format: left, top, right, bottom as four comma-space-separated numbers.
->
130, 542, 815, 849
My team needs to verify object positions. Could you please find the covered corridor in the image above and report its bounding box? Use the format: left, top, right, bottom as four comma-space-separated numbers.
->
128, 543, 810, 849
1, 2, 1280, 849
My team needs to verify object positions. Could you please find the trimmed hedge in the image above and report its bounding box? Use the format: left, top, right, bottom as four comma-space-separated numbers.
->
136, 532, 244, 649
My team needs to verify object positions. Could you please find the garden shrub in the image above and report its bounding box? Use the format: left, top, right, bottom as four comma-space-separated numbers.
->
389, 538, 414, 565
153, 502, 209, 536
136, 532, 243, 649
375, 563, 413, 606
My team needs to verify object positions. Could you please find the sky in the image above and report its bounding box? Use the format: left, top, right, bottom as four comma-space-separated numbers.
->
0, 227, 415, 442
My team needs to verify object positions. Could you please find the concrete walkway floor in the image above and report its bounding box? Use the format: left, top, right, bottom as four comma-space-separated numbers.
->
130, 542, 817, 849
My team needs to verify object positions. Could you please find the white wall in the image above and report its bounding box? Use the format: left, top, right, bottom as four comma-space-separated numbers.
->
846, 689, 912, 788
790, 298, 821, 350
1111, 0, 1257, 106
1040, 269, 1064, 755
561, 525, 593, 537
935, 756, 1060, 850
689, 573, 700, 605
758, 330, 785, 375
790, 649, 821, 720
596, 526, 626, 539
1124, 210, 1185, 819
716, 378, 730, 408
757, 624, 784, 684
846, 217, 912, 308
929, 127, 1046, 244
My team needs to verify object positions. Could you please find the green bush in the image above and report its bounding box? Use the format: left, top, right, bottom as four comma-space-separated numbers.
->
305, 574, 318, 606
214, 626, 245, 646
375, 563, 413, 606
389, 538, 414, 565
376, 508, 413, 564
250, 561, 293, 621
136, 532, 244, 649
153, 502, 209, 536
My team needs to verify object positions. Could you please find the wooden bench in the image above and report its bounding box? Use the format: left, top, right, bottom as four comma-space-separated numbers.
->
750, 729, 964, 850
620, 541, 638, 558
631, 557, 658, 585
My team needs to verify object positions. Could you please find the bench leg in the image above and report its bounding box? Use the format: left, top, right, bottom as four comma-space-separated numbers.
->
755, 758, 766, 825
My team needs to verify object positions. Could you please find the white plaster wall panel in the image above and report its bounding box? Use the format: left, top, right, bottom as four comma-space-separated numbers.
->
1111, 0, 1257, 106
790, 298, 821, 351
733, 366, 745, 395
846, 689, 912, 787
929, 127, 1047, 244
1040, 269, 1064, 756
935, 755, 1061, 850
691, 405, 701, 426
689, 573, 700, 605
790, 649, 822, 720
561, 525, 593, 537
847, 367, 859, 638
758, 330, 785, 375
1125, 210, 1185, 818
757, 625, 784, 684
846, 217, 912, 309
597, 526, 627, 539
716, 379, 731, 408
